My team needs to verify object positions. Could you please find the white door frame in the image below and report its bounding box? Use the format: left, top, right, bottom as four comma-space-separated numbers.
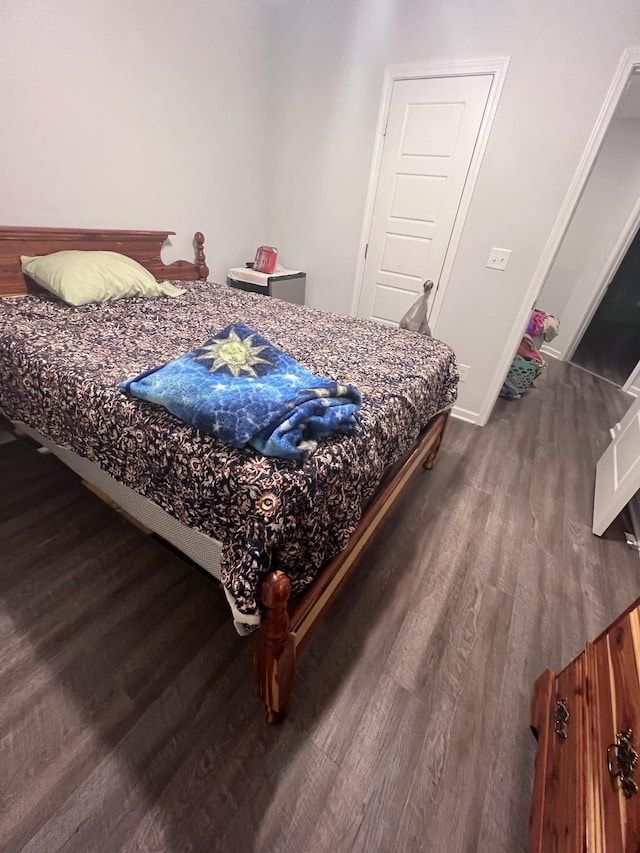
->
562, 196, 640, 362
624, 357, 640, 396
349, 57, 510, 332
478, 46, 640, 426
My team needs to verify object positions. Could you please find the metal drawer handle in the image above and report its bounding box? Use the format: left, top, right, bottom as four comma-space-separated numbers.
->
607, 729, 639, 799
554, 698, 569, 742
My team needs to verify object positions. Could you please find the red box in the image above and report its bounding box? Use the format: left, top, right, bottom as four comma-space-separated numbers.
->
254, 245, 278, 274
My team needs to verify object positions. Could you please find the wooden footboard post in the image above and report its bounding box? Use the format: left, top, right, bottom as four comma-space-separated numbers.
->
254, 570, 295, 725
423, 410, 450, 470
193, 232, 209, 280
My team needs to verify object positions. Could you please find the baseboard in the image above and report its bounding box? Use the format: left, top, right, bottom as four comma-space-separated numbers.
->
452, 405, 479, 424
540, 344, 562, 359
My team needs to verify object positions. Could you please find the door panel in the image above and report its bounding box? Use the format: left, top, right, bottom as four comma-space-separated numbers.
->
593, 393, 640, 535
380, 233, 432, 278
391, 174, 446, 222
402, 102, 464, 155
357, 74, 492, 325
372, 285, 418, 325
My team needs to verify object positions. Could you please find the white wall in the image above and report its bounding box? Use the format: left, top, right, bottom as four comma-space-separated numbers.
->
539, 118, 640, 357
0, 0, 270, 284
4, 0, 640, 422
264, 0, 640, 422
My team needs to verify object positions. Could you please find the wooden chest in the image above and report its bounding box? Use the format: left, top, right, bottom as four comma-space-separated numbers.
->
529, 599, 640, 851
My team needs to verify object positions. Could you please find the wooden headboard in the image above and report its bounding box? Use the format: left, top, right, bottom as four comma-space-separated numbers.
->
0, 227, 209, 296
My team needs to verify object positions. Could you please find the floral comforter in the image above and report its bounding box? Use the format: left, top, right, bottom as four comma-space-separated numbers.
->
0, 282, 458, 629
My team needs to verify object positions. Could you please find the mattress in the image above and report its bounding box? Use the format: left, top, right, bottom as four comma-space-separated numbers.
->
0, 282, 458, 630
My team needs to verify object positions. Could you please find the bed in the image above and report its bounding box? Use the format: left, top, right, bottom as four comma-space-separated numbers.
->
0, 226, 457, 722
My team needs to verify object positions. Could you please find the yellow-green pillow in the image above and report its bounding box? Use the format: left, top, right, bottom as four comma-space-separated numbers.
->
20, 251, 185, 306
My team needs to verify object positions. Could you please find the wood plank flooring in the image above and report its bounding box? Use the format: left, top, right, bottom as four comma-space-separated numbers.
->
2, 359, 640, 853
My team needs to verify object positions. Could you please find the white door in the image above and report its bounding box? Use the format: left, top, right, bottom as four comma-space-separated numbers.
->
356, 74, 493, 325
593, 393, 640, 535
623, 357, 640, 397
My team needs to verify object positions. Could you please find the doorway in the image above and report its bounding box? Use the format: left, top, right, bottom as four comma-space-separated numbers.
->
571, 226, 640, 387
527, 53, 640, 540
480, 49, 640, 426
355, 74, 492, 326
536, 66, 640, 393
350, 58, 509, 331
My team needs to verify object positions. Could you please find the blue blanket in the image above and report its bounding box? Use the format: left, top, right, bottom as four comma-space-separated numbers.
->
120, 323, 362, 461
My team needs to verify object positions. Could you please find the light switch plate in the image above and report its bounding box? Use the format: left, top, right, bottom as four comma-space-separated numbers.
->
486, 248, 511, 271
458, 364, 470, 382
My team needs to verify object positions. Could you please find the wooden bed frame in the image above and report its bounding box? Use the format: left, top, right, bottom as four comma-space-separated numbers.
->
0, 226, 209, 295
0, 225, 450, 724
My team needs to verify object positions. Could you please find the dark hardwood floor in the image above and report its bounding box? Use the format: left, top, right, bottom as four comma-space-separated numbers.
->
2, 359, 640, 853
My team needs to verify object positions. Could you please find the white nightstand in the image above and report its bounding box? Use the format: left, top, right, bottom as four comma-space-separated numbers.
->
227, 267, 306, 305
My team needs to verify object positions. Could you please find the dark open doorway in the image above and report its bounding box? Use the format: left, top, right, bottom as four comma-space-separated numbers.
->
571, 226, 640, 386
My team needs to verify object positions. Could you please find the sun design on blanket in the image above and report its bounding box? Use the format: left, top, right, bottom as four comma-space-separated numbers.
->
193, 328, 273, 378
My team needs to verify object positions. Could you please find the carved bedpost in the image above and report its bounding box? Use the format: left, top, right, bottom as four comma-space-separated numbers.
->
423, 410, 450, 470
254, 570, 295, 724
194, 231, 209, 280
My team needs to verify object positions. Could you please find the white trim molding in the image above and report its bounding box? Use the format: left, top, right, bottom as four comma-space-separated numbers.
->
623, 358, 640, 396
540, 344, 562, 360
452, 405, 480, 424
349, 56, 510, 332
478, 46, 640, 426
